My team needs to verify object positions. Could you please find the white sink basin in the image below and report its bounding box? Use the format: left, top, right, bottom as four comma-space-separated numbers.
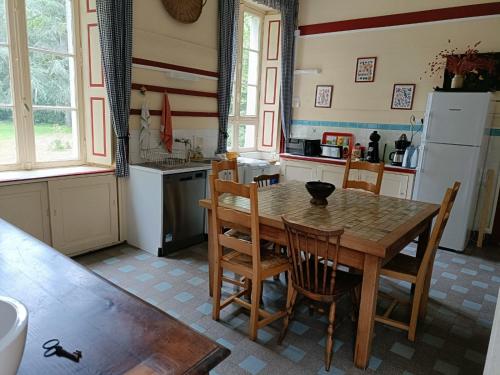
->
0, 296, 28, 375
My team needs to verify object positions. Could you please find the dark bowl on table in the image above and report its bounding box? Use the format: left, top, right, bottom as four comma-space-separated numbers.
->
305, 181, 336, 207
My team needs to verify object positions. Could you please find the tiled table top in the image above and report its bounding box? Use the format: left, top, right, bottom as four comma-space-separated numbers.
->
218, 181, 436, 242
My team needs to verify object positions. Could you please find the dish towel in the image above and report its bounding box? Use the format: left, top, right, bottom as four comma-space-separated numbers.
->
139, 100, 150, 151
160, 92, 173, 153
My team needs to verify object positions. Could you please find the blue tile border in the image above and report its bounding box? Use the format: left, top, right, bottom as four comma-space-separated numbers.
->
292, 119, 500, 136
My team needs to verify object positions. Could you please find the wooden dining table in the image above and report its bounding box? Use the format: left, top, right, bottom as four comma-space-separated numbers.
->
199, 180, 440, 369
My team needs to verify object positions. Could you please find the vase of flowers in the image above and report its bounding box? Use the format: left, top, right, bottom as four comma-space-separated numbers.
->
425, 40, 496, 90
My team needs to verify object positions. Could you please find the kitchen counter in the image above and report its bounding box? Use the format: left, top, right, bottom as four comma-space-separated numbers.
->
0, 218, 230, 374
0, 165, 115, 184
279, 153, 417, 174
130, 161, 212, 175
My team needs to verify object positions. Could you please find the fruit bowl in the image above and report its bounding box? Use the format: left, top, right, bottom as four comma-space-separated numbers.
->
305, 181, 335, 207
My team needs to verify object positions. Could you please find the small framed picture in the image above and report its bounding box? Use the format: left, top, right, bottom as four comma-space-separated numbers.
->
391, 84, 416, 110
315, 85, 333, 108
355, 57, 377, 83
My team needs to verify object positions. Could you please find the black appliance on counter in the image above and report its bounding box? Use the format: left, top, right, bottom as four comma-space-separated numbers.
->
366, 131, 381, 163
286, 138, 322, 156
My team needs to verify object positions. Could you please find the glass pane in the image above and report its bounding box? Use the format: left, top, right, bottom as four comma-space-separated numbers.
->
0, 108, 16, 165
30, 51, 72, 106
240, 85, 257, 117
0, 46, 11, 105
227, 123, 234, 150
0, 0, 7, 44
243, 12, 260, 51
238, 124, 255, 149
26, 0, 72, 53
34, 109, 78, 162
248, 51, 259, 85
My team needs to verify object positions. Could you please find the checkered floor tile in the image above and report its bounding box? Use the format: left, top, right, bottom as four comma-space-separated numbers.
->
76, 242, 499, 375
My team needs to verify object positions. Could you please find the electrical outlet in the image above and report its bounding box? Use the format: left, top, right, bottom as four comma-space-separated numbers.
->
292, 96, 300, 108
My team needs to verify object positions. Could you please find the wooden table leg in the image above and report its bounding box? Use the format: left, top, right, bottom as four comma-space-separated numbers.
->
417, 221, 432, 318
354, 254, 381, 369
207, 210, 214, 297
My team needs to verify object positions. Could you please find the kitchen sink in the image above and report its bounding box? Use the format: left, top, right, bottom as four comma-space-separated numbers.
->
0, 296, 28, 375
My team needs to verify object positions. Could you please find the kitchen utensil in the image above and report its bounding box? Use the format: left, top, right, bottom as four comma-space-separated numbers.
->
389, 150, 405, 166
305, 181, 335, 207
366, 131, 381, 163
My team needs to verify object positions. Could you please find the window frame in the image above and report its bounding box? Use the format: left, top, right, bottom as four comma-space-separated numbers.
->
228, 2, 264, 153
0, 0, 85, 171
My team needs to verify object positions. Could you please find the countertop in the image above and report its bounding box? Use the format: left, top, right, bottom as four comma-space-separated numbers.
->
279, 153, 417, 174
0, 218, 230, 374
130, 161, 213, 175
0, 165, 116, 184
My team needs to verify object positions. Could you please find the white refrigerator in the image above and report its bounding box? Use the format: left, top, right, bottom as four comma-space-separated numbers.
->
413, 92, 493, 251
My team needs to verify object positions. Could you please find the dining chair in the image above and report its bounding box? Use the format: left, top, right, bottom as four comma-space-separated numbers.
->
210, 174, 291, 340
253, 173, 280, 187
342, 157, 384, 195
280, 216, 361, 371
211, 159, 239, 182
375, 181, 460, 341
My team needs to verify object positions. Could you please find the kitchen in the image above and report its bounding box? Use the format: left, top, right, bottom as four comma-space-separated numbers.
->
1, 0, 500, 375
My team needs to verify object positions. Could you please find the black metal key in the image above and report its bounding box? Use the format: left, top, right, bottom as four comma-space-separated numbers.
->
54, 345, 82, 363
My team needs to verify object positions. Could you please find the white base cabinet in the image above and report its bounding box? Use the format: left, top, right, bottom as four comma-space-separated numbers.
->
0, 182, 51, 243
0, 173, 119, 256
281, 158, 414, 199
48, 174, 119, 256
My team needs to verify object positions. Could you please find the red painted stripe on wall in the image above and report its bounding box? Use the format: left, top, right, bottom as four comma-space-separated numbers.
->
132, 57, 219, 78
299, 2, 500, 36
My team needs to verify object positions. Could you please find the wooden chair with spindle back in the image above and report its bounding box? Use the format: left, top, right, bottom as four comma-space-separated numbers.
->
211, 159, 239, 182
342, 157, 384, 195
253, 173, 280, 188
280, 217, 361, 371
210, 175, 291, 340
375, 182, 461, 341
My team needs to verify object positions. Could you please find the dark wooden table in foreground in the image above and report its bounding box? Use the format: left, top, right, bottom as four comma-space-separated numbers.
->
0, 219, 229, 375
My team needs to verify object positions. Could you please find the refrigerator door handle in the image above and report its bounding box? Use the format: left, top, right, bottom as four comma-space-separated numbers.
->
418, 144, 426, 172
425, 112, 432, 141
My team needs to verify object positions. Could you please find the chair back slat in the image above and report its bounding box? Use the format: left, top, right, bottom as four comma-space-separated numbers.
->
342, 157, 384, 195
418, 181, 460, 279
282, 216, 344, 296
212, 159, 239, 182
254, 174, 280, 188
210, 174, 260, 266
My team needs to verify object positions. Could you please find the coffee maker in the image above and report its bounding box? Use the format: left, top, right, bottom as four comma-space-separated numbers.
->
389, 134, 411, 166
366, 131, 381, 163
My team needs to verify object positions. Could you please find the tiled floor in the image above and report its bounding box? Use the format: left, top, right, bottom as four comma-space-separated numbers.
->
76, 243, 499, 375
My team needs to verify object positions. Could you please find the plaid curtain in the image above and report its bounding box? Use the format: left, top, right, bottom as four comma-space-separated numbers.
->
216, 0, 239, 154
255, 0, 299, 141
96, 0, 133, 177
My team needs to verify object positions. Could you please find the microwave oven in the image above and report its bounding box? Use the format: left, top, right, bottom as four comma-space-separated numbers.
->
286, 138, 321, 156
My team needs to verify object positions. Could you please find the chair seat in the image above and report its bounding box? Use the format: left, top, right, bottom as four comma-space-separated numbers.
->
296, 259, 361, 301
381, 253, 421, 282
221, 250, 290, 278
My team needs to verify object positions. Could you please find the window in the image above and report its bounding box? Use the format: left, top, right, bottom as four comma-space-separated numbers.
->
0, 0, 81, 170
228, 6, 263, 152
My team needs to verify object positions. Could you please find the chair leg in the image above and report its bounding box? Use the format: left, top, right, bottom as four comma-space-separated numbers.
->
408, 281, 425, 342
212, 265, 223, 321
249, 276, 262, 341
279, 273, 297, 344
325, 302, 336, 372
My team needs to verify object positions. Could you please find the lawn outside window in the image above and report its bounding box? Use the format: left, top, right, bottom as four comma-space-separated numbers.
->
0, 0, 84, 171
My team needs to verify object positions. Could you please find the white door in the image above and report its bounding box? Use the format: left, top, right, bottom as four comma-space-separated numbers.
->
49, 175, 119, 255
318, 164, 347, 187
424, 92, 490, 146
0, 182, 51, 244
414, 142, 481, 251
282, 161, 316, 182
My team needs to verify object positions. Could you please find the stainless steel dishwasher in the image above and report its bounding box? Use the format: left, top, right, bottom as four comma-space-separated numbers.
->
163, 170, 207, 254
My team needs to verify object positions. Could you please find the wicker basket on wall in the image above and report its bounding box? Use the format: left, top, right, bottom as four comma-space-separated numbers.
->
161, 0, 207, 24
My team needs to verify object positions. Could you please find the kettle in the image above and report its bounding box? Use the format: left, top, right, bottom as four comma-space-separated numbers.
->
402, 145, 419, 168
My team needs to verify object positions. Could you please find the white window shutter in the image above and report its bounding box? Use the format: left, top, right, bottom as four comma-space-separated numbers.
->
257, 14, 281, 152
80, 0, 113, 165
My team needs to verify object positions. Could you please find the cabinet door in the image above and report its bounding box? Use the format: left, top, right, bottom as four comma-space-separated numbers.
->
281, 160, 316, 182
381, 172, 410, 199
49, 174, 118, 255
317, 164, 347, 186
0, 182, 51, 244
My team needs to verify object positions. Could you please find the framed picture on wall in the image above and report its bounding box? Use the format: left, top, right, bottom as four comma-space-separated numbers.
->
355, 57, 377, 82
315, 85, 333, 108
391, 84, 415, 110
